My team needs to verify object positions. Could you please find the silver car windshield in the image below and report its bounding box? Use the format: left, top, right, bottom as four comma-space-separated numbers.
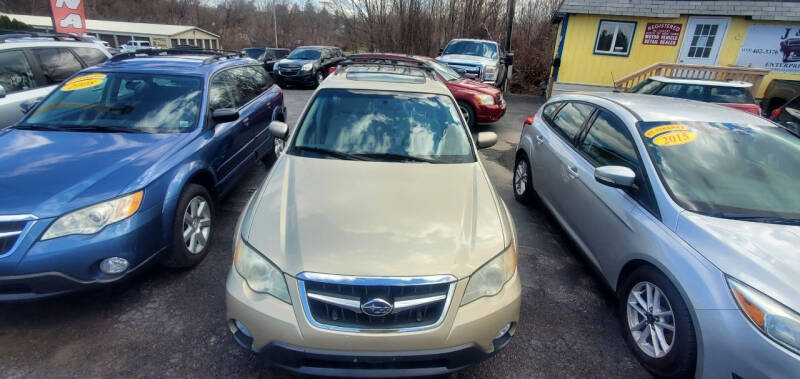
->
291, 89, 475, 163
640, 121, 800, 221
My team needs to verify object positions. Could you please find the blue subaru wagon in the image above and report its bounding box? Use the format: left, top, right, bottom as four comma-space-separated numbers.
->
0, 49, 285, 300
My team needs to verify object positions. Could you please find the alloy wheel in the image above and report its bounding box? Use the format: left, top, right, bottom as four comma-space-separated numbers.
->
274, 138, 285, 156
316, 71, 324, 85
626, 281, 676, 358
182, 196, 211, 254
514, 159, 528, 196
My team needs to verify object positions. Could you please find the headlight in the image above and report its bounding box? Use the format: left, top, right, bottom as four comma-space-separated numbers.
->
484, 65, 498, 81
301, 63, 313, 71
474, 94, 495, 106
234, 236, 291, 303
728, 277, 800, 354
461, 245, 517, 305
42, 191, 143, 240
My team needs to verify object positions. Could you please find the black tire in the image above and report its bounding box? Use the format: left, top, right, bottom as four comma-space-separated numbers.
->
513, 154, 535, 204
618, 266, 696, 378
457, 100, 476, 129
161, 184, 214, 268
260, 137, 279, 167
313, 70, 324, 88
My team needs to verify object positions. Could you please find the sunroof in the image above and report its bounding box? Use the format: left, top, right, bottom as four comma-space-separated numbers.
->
345, 65, 427, 84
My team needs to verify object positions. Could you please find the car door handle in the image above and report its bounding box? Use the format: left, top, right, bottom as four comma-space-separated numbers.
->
567, 165, 579, 179
535, 135, 545, 144
242, 117, 250, 127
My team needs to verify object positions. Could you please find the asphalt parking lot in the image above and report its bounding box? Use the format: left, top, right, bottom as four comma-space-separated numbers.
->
0, 89, 650, 378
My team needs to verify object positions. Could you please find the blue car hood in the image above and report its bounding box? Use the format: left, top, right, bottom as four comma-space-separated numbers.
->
0, 129, 190, 218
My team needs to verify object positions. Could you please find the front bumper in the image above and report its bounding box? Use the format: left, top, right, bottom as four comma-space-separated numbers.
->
0, 204, 166, 301
697, 309, 800, 378
274, 71, 315, 86
476, 100, 507, 123
226, 269, 521, 376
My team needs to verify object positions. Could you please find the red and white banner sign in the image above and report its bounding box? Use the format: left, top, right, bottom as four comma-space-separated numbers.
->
642, 23, 682, 46
50, 0, 87, 35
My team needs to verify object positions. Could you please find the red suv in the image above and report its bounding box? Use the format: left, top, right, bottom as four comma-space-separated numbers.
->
333, 53, 506, 128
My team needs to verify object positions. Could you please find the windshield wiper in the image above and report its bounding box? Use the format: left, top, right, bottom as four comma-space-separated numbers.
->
294, 146, 372, 161
356, 153, 436, 163
13, 124, 70, 131
60, 125, 147, 133
712, 213, 800, 225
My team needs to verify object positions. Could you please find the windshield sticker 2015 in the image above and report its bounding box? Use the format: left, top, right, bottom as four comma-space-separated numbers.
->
61, 74, 107, 91
644, 124, 689, 138
653, 131, 696, 146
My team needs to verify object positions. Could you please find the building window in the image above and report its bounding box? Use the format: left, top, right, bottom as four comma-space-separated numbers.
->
594, 20, 636, 56
171, 39, 178, 47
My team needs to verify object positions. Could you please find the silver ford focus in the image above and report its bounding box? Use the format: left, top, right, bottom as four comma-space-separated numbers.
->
513, 92, 800, 378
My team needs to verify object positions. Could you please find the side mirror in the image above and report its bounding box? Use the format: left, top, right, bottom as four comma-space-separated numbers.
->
0, 85, 5, 98
19, 99, 39, 113
594, 166, 636, 189
476, 131, 497, 149
211, 108, 239, 124
505, 52, 514, 66
268, 120, 289, 139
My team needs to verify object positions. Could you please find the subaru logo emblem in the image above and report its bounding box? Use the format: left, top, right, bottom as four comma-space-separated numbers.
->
361, 298, 393, 317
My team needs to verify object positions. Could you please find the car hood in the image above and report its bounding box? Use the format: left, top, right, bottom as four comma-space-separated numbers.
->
447, 78, 501, 95
277, 58, 315, 67
244, 155, 507, 279
0, 129, 189, 218
437, 54, 497, 66
677, 211, 800, 311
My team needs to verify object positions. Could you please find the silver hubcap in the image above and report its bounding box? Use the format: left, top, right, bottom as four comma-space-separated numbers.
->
274, 138, 285, 155
317, 72, 323, 83
459, 104, 471, 125
626, 281, 675, 358
514, 160, 528, 196
182, 196, 211, 254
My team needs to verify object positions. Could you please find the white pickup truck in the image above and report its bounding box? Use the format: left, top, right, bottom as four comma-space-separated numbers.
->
436, 38, 509, 88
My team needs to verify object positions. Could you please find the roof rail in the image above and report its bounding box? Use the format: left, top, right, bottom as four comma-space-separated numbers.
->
108, 48, 245, 64
337, 58, 437, 74
0, 30, 88, 43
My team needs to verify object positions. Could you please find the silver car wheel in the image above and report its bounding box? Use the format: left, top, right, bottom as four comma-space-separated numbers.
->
316, 71, 324, 85
274, 138, 285, 156
514, 159, 528, 196
626, 281, 675, 358
182, 196, 211, 255
459, 103, 471, 126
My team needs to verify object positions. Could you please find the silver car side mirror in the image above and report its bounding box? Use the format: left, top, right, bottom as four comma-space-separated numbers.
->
595, 166, 636, 189
476, 131, 497, 149
0, 85, 6, 98
269, 120, 289, 139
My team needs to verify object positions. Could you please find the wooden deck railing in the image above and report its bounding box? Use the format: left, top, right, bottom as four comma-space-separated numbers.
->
613, 63, 770, 96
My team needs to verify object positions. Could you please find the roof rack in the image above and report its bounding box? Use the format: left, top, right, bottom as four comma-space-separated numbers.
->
0, 30, 89, 43
109, 48, 245, 64
337, 58, 436, 74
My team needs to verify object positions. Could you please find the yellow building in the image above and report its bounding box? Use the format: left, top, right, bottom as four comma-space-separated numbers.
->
551, 0, 800, 98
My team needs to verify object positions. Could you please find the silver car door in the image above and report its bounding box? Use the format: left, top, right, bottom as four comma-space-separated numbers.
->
570, 110, 656, 273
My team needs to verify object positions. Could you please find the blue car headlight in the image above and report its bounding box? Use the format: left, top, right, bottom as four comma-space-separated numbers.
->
41, 191, 143, 240
728, 276, 800, 354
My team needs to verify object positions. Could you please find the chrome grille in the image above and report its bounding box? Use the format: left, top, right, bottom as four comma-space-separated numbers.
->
0, 216, 34, 256
444, 62, 482, 79
297, 273, 456, 332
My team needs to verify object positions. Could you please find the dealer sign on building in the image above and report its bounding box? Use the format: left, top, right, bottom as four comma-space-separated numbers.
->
737, 25, 800, 74
642, 23, 682, 46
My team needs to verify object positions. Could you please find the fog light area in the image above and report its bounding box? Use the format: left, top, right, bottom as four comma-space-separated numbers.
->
99, 257, 129, 274
495, 323, 512, 339
234, 319, 252, 338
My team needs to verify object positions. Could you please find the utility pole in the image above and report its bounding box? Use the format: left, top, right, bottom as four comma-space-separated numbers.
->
273, 0, 279, 47
503, 0, 516, 92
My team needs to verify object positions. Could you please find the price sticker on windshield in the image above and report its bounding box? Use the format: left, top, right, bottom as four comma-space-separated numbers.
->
653, 131, 696, 146
644, 124, 689, 138
61, 73, 106, 91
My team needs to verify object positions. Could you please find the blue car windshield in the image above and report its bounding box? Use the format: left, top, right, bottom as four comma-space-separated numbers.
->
442, 41, 497, 59
287, 49, 321, 60
290, 89, 474, 163
21, 73, 203, 133
640, 121, 800, 221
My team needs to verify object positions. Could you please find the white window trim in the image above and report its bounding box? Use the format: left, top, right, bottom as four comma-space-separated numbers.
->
594, 20, 637, 56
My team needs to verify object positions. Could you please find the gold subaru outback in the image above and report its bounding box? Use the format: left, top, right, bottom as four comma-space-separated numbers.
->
226, 61, 521, 377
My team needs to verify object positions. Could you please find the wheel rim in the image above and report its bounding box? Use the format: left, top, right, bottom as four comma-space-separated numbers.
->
514, 159, 528, 196
459, 104, 471, 125
182, 196, 211, 255
316, 72, 323, 84
274, 138, 285, 155
626, 281, 676, 358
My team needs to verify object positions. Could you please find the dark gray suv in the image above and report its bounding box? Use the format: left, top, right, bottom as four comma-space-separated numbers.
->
272, 46, 343, 88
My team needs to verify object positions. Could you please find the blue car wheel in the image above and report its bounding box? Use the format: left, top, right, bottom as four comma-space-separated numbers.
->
161, 184, 214, 268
